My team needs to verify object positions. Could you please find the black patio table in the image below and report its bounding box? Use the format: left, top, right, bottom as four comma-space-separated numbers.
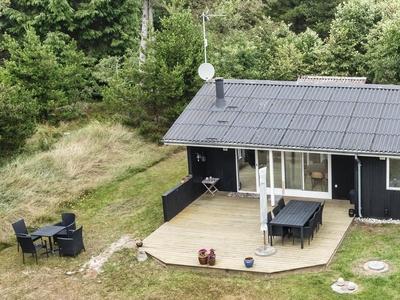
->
31, 225, 66, 255
269, 200, 321, 249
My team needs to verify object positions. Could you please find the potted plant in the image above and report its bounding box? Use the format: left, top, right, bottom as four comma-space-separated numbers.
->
244, 256, 254, 268
135, 238, 143, 247
207, 248, 216, 266
198, 248, 208, 265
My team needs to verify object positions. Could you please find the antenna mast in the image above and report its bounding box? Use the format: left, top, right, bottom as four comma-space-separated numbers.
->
201, 10, 225, 64
198, 10, 225, 81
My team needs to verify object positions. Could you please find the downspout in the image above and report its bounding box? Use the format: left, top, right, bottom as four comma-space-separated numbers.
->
355, 155, 363, 217
269, 150, 275, 207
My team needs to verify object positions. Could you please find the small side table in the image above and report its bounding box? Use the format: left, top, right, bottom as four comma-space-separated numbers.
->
202, 178, 219, 195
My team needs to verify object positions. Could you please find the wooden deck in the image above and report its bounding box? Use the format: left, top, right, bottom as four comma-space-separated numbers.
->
143, 193, 354, 276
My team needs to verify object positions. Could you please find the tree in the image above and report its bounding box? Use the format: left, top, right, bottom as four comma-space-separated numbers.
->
0, 81, 37, 158
364, 2, 400, 83
233, 19, 324, 81
0, 0, 142, 58
190, 0, 266, 34
211, 29, 262, 79
319, 0, 384, 77
140, 0, 154, 64
190, 0, 267, 79
104, 10, 203, 140
266, 0, 341, 39
2, 28, 94, 122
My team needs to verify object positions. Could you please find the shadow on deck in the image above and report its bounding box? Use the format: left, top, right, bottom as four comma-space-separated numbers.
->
143, 193, 354, 276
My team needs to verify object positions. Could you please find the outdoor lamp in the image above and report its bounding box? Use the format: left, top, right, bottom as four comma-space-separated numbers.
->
195, 152, 206, 162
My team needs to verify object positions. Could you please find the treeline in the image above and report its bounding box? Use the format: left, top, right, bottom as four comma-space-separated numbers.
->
1, 0, 400, 158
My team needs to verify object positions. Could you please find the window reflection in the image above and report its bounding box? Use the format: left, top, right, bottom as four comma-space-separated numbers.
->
238, 149, 329, 193
389, 158, 400, 188
304, 154, 328, 191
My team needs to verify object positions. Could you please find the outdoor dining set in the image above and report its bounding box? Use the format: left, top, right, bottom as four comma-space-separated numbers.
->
268, 198, 325, 249
11, 212, 85, 264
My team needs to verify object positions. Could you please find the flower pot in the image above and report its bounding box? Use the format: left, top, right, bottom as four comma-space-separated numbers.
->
244, 257, 254, 268
208, 258, 216, 266
198, 257, 208, 265
135, 239, 143, 247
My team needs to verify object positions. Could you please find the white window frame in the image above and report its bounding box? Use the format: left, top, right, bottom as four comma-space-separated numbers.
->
237, 148, 243, 160
387, 158, 400, 190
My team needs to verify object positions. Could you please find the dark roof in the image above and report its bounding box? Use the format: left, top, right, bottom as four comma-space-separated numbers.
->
162, 78, 400, 156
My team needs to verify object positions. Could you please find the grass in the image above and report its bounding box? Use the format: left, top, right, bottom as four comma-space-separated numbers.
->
0, 121, 179, 242
1, 121, 400, 299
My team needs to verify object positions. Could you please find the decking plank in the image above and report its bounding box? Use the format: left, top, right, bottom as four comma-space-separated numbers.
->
144, 193, 354, 275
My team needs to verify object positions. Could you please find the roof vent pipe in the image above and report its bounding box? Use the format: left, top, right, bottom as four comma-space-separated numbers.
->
215, 77, 226, 108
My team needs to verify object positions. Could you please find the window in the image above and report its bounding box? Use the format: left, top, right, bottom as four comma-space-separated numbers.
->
388, 158, 400, 189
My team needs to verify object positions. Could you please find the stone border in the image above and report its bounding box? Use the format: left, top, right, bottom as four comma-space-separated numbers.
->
227, 192, 260, 198
355, 217, 400, 224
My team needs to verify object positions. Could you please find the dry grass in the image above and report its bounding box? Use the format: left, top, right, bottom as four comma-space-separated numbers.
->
0, 121, 179, 241
0, 139, 187, 300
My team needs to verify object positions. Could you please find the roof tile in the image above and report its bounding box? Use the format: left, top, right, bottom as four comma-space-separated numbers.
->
162, 78, 400, 155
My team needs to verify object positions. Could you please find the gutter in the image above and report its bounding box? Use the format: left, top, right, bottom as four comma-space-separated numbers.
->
355, 154, 363, 217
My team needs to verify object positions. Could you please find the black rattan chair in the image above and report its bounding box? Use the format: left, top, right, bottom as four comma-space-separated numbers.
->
272, 205, 280, 218
12, 219, 41, 252
53, 213, 76, 243
58, 226, 85, 257
267, 211, 289, 246
292, 215, 316, 246
315, 201, 325, 232
17, 235, 48, 264
277, 198, 285, 210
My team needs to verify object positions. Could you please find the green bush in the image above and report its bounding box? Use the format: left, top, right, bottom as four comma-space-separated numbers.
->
0, 83, 37, 158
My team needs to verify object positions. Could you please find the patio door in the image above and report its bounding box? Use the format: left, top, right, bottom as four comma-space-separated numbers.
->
237, 149, 257, 192
237, 149, 331, 199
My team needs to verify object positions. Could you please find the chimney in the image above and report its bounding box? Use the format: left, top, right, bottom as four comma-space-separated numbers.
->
215, 77, 226, 108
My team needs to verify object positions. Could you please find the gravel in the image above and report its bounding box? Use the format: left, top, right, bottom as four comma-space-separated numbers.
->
228, 192, 400, 225
355, 217, 400, 224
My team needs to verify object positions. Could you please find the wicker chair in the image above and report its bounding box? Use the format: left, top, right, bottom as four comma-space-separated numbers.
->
315, 201, 325, 231
17, 235, 48, 264
58, 226, 85, 257
53, 213, 76, 243
277, 198, 285, 210
267, 211, 289, 246
311, 172, 324, 191
272, 205, 280, 218
292, 215, 316, 246
12, 219, 41, 252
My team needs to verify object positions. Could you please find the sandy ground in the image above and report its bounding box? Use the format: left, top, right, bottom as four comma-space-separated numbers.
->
79, 234, 146, 279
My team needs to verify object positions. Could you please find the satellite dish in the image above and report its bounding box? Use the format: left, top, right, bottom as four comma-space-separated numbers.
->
198, 62, 215, 80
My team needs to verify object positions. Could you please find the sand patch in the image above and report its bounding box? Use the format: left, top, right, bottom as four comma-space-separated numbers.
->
78, 234, 145, 278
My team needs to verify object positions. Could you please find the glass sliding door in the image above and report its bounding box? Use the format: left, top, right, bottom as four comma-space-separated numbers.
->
259, 150, 282, 194
284, 152, 302, 190
238, 149, 256, 191
237, 148, 331, 198
304, 153, 328, 192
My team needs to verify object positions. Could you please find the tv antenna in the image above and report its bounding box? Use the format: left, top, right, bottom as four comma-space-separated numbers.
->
198, 10, 225, 81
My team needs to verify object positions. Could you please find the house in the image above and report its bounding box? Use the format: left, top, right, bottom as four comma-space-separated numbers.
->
161, 77, 400, 221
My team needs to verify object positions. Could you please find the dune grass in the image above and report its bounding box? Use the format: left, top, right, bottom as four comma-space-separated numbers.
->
0, 121, 180, 244
1, 122, 400, 299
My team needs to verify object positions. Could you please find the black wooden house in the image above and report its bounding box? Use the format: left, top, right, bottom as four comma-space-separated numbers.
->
161, 77, 400, 221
